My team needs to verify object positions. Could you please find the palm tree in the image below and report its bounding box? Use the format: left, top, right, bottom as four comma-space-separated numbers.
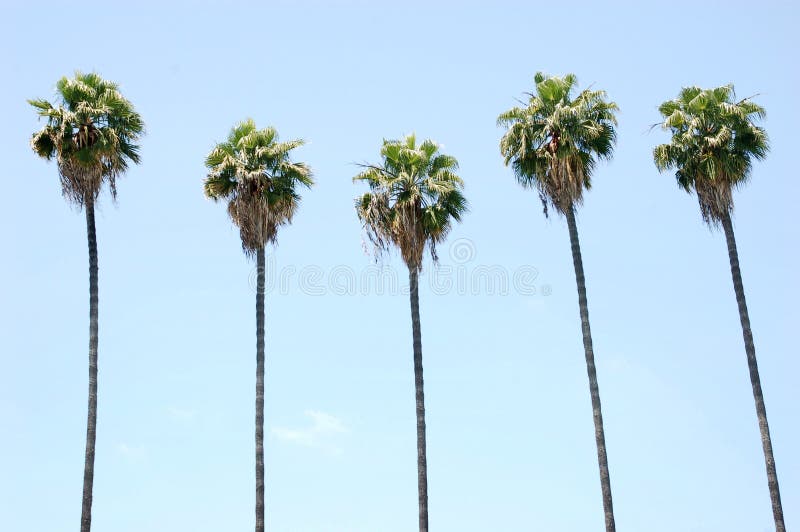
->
29, 72, 144, 532
498, 73, 619, 531
204, 119, 313, 532
654, 85, 784, 531
354, 134, 467, 532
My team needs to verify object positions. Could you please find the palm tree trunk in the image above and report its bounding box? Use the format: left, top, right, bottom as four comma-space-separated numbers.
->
408, 267, 429, 532
565, 206, 615, 532
721, 213, 785, 531
80, 197, 99, 532
255, 248, 266, 532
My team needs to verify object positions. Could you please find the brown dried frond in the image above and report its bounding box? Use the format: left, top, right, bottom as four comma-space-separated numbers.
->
538, 155, 586, 217
393, 201, 426, 271
695, 177, 733, 226
227, 180, 298, 257
57, 156, 103, 206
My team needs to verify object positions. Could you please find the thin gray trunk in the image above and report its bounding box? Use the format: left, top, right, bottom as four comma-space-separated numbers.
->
255, 248, 266, 532
408, 267, 428, 532
565, 206, 615, 532
80, 198, 99, 532
721, 213, 785, 531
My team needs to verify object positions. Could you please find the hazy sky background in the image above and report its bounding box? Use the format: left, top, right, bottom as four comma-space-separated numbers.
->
1, 1, 798, 531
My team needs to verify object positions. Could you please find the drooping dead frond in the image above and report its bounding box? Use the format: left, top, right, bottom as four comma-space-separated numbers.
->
694, 175, 734, 227
56, 156, 103, 206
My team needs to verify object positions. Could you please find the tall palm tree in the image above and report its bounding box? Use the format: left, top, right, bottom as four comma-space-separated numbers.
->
204, 119, 313, 532
29, 72, 144, 532
354, 134, 467, 532
654, 85, 784, 531
498, 73, 619, 532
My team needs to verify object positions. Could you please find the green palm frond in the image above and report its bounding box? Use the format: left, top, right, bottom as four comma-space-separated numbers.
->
498, 72, 618, 217
653, 84, 768, 226
29, 71, 144, 206
204, 119, 314, 255
354, 134, 468, 270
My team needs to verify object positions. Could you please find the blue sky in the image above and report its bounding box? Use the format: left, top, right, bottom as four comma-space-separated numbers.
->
1, 1, 798, 531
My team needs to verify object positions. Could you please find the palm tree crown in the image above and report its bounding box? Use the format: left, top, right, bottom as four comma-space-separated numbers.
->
498, 72, 618, 216
204, 119, 313, 256
653, 85, 768, 226
354, 134, 468, 270
29, 71, 144, 206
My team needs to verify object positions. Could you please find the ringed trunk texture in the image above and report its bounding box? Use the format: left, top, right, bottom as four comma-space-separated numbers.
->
80, 198, 99, 532
255, 248, 266, 532
721, 213, 785, 532
565, 206, 616, 532
408, 267, 429, 532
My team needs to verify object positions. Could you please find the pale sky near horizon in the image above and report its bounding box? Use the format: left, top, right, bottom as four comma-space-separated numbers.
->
1, 1, 798, 531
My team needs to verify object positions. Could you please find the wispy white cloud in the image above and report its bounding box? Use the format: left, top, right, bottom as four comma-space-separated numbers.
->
116, 443, 146, 461
271, 410, 348, 455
